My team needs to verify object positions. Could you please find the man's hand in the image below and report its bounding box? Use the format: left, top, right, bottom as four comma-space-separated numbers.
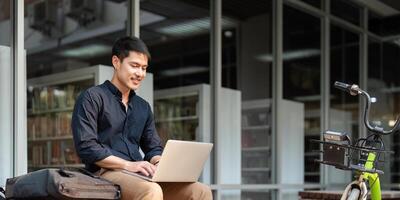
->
95, 155, 156, 176
124, 161, 156, 177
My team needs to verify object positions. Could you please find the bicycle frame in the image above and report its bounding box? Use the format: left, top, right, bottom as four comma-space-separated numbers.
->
364, 152, 381, 200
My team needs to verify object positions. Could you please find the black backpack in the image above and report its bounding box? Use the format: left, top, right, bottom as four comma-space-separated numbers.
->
5, 168, 120, 200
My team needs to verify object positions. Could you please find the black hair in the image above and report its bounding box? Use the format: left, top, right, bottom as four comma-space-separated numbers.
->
112, 36, 151, 62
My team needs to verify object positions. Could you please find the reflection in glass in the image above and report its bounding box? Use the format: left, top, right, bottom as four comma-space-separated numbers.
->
330, 24, 359, 140
368, 11, 382, 36
141, 0, 211, 89
368, 39, 400, 185
283, 5, 321, 183
369, 11, 400, 38
27, 78, 94, 171
222, 0, 273, 187
154, 94, 199, 144
24, 0, 127, 172
25, 0, 127, 78
142, 0, 216, 185
331, 0, 360, 26
330, 24, 359, 186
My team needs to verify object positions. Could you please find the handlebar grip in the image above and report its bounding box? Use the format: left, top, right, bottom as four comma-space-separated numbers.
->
334, 81, 352, 93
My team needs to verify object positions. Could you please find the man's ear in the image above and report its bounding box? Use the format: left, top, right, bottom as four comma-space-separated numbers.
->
112, 55, 121, 70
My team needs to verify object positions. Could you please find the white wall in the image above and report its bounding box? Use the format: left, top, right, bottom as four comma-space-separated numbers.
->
218, 88, 242, 184
277, 100, 304, 200
0, 46, 13, 187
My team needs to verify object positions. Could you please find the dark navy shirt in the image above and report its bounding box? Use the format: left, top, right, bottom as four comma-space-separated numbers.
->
72, 80, 163, 172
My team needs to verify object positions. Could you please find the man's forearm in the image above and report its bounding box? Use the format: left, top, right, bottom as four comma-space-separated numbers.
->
150, 155, 161, 165
95, 155, 129, 170
96, 155, 158, 176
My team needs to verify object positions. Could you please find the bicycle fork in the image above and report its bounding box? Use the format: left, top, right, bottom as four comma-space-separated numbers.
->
340, 153, 381, 200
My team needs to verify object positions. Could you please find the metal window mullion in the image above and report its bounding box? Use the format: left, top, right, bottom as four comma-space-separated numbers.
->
127, 0, 140, 37
321, 0, 331, 188
211, 0, 222, 199
359, 7, 368, 138
273, 0, 283, 198
10, 0, 26, 176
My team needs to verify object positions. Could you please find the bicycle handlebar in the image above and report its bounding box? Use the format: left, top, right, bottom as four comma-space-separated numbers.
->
334, 81, 400, 135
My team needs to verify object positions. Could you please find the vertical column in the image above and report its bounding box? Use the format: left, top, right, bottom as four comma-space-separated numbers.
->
11, 0, 27, 176
211, 0, 222, 199
321, 0, 331, 187
127, 0, 140, 37
273, 0, 283, 199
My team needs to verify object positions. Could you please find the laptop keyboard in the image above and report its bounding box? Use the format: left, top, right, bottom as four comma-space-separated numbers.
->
121, 170, 153, 180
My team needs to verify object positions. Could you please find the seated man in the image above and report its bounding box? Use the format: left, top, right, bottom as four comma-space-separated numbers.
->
72, 36, 212, 200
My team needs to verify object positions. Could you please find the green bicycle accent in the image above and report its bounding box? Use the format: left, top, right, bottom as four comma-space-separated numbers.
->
364, 153, 381, 200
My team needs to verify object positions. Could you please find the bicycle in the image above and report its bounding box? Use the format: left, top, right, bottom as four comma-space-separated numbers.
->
312, 81, 400, 200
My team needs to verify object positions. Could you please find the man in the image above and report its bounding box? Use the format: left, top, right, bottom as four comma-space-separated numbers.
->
72, 36, 212, 200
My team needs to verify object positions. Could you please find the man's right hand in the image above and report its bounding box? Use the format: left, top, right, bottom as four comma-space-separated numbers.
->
124, 161, 157, 177
95, 156, 157, 177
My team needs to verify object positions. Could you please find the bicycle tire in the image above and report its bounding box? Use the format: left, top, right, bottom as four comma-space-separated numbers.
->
346, 188, 361, 200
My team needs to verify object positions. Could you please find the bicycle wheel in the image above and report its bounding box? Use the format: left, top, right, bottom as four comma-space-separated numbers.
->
346, 188, 360, 200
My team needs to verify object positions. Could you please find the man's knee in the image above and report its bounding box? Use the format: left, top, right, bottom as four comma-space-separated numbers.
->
189, 183, 213, 200
124, 183, 163, 200
139, 183, 163, 199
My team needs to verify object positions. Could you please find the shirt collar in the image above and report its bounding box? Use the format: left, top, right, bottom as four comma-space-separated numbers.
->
104, 80, 136, 100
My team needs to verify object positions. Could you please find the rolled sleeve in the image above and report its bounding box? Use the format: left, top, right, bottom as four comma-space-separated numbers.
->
72, 91, 112, 165
140, 103, 163, 161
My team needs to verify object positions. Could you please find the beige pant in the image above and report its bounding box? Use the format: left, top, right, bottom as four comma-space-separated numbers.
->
101, 170, 213, 200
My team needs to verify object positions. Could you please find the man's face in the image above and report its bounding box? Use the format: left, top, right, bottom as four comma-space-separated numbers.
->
112, 51, 148, 91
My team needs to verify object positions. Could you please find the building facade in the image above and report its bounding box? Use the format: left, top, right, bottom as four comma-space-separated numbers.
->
1, 0, 400, 199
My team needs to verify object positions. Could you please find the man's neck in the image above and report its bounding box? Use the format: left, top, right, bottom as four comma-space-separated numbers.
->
110, 78, 130, 102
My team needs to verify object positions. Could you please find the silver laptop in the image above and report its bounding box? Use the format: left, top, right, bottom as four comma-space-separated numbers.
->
121, 140, 213, 182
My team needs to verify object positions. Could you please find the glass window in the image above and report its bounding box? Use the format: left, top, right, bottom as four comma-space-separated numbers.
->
330, 24, 359, 137
141, 0, 215, 184
283, 5, 321, 184
25, 0, 128, 171
369, 11, 400, 37
368, 11, 382, 36
331, 0, 360, 26
329, 24, 360, 185
222, 0, 273, 188
0, 0, 10, 46
25, 0, 126, 78
299, 0, 322, 9
368, 39, 400, 186
141, 0, 210, 89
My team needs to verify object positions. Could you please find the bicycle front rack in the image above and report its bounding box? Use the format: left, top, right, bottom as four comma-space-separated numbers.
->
311, 130, 393, 174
